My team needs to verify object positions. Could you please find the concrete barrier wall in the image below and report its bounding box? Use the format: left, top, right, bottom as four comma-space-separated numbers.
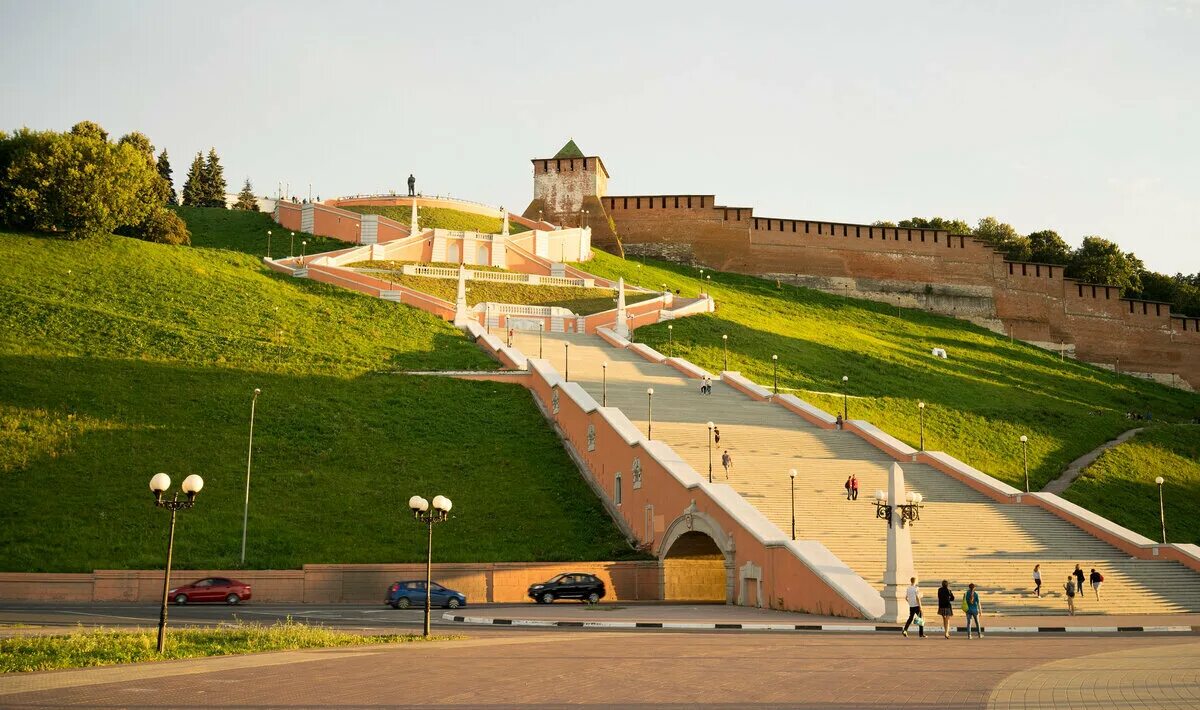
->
0, 562, 661, 604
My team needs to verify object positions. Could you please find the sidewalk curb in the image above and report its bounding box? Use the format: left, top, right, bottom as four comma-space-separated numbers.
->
442, 613, 1196, 635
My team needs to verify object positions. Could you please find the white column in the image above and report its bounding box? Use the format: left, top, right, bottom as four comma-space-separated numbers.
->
501, 207, 510, 237
453, 265, 470, 327
614, 277, 629, 337
881, 462, 918, 623
410, 198, 420, 235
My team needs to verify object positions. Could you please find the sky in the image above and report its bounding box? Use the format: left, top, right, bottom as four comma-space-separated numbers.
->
1, 0, 1197, 273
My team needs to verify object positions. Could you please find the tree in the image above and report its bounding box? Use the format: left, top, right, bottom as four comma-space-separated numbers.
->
119, 132, 171, 208
871, 220, 897, 228
1025, 229, 1072, 265
133, 207, 190, 245
973, 216, 1028, 260
898, 216, 972, 234
1067, 236, 1144, 292
156, 149, 177, 206
181, 152, 206, 207
233, 178, 258, 211
202, 148, 227, 208
0, 123, 159, 239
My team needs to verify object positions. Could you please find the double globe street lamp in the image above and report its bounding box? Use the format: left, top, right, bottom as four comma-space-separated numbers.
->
409, 494, 453, 638
149, 472, 205, 653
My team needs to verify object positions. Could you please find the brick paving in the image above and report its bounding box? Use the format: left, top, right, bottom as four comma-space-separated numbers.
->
2, 631, 1196, 707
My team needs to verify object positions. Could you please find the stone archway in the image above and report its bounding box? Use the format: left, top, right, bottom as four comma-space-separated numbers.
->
659, 503, 735, 603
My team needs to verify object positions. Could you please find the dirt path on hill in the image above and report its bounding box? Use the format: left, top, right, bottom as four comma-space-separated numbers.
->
1042, 427, 1143, 494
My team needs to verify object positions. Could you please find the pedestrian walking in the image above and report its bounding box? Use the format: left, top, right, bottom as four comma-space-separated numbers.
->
835, 413, 844, 430
1064, 576, 1076, 615
937, 580, 955, 638
721, 450, 732, 477
902, 577, 926, 638
963, 583, 982, 638
1073, 564, 1085, 603
1033, 564, 1042, 598
713, 426, 721, 444
844, 476, 853, 500
850, 475, 859, 501
1089, 568, 1103, 601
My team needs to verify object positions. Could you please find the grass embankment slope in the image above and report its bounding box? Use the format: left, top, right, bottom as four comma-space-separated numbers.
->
576, 252, 1200, 500
1064, 424, 1200, 544
0, 208, 637, 572
340, 204, 530, 234
346, 260, 659, 315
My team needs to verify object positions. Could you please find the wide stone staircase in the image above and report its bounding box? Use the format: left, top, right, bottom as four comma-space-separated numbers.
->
514, 330, 1200, 616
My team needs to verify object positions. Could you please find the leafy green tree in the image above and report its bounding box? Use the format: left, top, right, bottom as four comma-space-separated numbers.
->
181, 152, 206, 207
156, 149, 177, 205
1026, 229, 1072, 265
871, 220, 898, 228
898, 216, 972, 234
1067, 236, 1144, 292
134, 207, 190, 245
119, 132, 171, 208
233, 178, 258, 211
202, 148, 227, 208
0, 123, 158, 239
973, 216, 1029, 260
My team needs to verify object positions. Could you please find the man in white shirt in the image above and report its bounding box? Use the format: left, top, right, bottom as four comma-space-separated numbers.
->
902, 577, 926, 638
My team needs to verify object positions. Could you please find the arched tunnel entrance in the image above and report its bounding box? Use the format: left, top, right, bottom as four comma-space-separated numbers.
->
660, 529, 732, 603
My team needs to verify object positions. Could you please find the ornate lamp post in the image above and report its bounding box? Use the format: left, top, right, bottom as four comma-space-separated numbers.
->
789, 468, 797, 540
409, 494, 453, 638
1020, 435, 1029, 493
240, 388, 261, 565
841, 375, 849, 419
601, 361, 607, 406
772, 354, 779, 394
1155, 476, 1167, 544
646, 388, 654, 438
874, 489, 923, 527
722, 334, 729, 371
266, 230, 272, 259
918, 401, 926, 452
706, 421, 715, 483
150, 472, 205, 653
667, 324, 673, 357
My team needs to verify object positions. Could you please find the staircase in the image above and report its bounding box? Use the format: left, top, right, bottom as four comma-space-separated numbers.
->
513, 330, 1200, 616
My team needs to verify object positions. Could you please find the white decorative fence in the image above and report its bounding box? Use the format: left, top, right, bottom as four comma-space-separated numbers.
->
356, 263, 597, 289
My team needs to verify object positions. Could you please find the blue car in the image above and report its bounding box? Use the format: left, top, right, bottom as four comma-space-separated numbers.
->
386, 580, 466, 610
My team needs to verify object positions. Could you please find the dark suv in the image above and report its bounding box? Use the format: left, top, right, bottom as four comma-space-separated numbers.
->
528, 573, 606, 604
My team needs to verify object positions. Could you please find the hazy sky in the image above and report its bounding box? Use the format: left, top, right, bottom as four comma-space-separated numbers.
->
2, 0, 1197, 273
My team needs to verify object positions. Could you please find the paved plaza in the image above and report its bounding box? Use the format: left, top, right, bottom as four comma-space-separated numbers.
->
2, 629, 1197, 708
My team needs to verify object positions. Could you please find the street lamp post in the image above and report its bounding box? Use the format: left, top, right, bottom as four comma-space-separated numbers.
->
409, 494, 453, 638
646, 388, 654, 438
150, 472, 205, 653
266, 230, 272, 259
918, 401, 926, 452
1020, 435, 1029, 493
789, 468, 797, 540
1155, 476, 1167, 544
601, 362, 607, 406
240, 388, 261, 565
538, 322, 544, 359
706, 421, 715, 483
564, 342, 570, 381
699, 269, 705, 296
667, 324, 673, 357
627, 314, 635, 343
290, 232, 295, 257
301, 240, 308, 264
722, 334, 728, 371
772, 354, 779, 394
841, 376, 849, 419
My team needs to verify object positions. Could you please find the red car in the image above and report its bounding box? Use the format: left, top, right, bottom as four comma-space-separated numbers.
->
168, 577, 252, 605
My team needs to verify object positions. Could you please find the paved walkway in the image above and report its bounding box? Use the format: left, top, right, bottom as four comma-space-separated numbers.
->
3, 631, 1197, 707
1042, 427, 1143, 494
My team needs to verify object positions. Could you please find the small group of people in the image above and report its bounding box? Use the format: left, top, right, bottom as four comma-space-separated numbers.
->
1060, 564, 1104, 615
903, 578, 983, 639
1124, 411, 1153, 421
699, 376, 715, 395
843, 475, 859, 500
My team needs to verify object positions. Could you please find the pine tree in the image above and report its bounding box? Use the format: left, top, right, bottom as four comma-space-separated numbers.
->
202, 148, 227, 208
157, 149, 177, 206
233, 178, 258, 211
181, 152, 206, 207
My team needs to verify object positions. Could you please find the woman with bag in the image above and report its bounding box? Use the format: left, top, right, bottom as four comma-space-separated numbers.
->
936, 580, 955, 639
963, 583, 982, 639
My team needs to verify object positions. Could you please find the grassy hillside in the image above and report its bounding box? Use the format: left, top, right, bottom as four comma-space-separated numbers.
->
340, 204, 530, 234
575, 251, 1200, 492
0, 209, 638, 571
1063, 425, 1200, 544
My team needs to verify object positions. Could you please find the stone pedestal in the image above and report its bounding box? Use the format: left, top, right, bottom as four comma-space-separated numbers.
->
880, 462, 918, 623
453, 265, 470, 326
614, 277, 629, 337
409, 198, 420, 236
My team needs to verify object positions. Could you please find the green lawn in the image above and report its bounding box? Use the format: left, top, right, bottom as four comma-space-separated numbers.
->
345, 265, 658, 315
0, 621, 459, 673
575, 251, 1200, 493
340, 204, 530, 234
175, 206, 346, 258
1063, 424, 1200, 544
0, 209, 640, 572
